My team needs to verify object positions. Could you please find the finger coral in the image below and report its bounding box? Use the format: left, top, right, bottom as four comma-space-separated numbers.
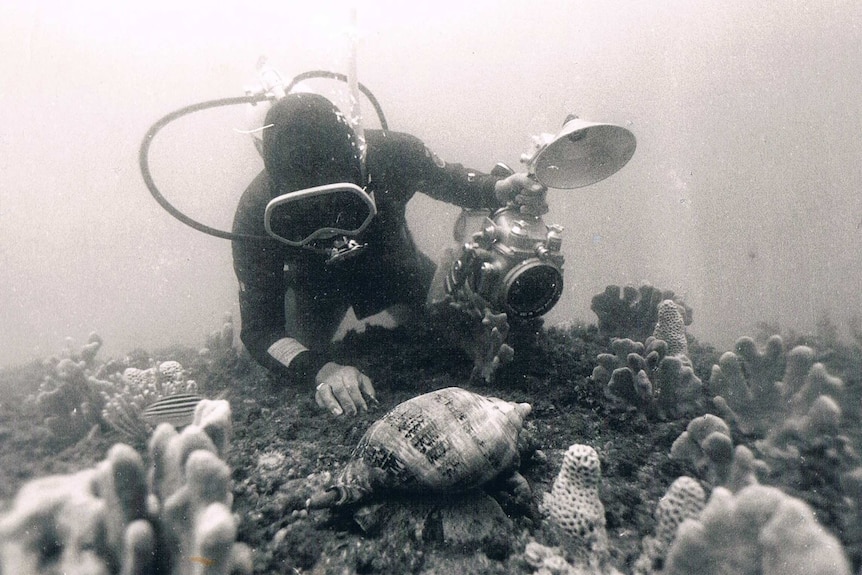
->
0, 399, 251, 575
669, 414, 768, 490
32, 357, 106, 445
200, 312, 239, 368
592, 301, 702, 418
541, 444, 610, 571
0, 443, 149, 574
663, 484, 852, 575
710, 337, 845, 440
428, 281, 515, 383
590, 284, 693, 342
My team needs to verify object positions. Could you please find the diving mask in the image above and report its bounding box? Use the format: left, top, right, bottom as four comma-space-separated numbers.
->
264, 182, 377, 262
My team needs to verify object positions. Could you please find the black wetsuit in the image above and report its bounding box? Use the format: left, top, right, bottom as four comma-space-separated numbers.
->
232, 129, 501, 389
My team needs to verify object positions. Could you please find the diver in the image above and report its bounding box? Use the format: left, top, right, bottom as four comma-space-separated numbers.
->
231, 92, 547, 417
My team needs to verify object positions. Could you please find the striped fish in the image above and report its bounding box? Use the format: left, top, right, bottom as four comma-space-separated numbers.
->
142, 393, 204, 429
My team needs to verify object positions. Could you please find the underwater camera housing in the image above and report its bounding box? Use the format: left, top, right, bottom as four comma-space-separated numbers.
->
443, 115, 637, 319
446, 203, 565, 319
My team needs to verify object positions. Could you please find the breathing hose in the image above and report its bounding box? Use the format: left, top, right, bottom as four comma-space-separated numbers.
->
138, 71, 388, 242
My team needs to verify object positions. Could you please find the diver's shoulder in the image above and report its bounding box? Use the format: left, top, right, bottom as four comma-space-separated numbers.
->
233, 171, 271, 233
366, 129, 426, 154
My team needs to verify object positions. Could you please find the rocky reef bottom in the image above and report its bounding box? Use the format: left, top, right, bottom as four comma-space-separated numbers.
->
0, 321, 860, 574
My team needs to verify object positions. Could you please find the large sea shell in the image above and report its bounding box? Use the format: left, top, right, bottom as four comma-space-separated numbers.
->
308, 387, 532, 508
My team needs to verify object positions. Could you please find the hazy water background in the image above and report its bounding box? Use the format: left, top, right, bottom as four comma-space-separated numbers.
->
1, 0, 860, 367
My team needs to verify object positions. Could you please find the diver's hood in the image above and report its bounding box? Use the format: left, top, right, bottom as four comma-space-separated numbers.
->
262, 92, 363, 193
261, 93, 375, 251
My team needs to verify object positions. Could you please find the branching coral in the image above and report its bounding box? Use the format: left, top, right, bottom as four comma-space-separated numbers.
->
101, 361, 200, 441
590, 284, 693, 342
200, 313, 239, 365
0, 399, 251, 575
663, 484, 852, 575
32, 357, 107, 444
427, 281, 515, 383
0, 443, 147, 574
710, 336, 845, 440
592, 301, 702, 418
669, 414, 768, 490
541, 444, 610, 571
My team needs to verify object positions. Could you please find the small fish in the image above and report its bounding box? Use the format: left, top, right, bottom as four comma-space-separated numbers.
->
142, 393, 204, 429
189, 556, 215, 567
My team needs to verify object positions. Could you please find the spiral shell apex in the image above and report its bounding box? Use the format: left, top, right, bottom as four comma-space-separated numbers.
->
308, 387, 532, 508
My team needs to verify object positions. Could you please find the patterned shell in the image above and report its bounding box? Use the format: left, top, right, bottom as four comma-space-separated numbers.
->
322, 387, 532, 506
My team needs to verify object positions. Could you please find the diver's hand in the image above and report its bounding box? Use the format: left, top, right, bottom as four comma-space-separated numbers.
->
314, 362, 376, 417
494, 172, 548, 216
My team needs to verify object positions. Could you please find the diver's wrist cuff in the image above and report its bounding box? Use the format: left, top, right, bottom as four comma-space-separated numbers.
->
267, 338, 328, 388
286, 350, 330, 389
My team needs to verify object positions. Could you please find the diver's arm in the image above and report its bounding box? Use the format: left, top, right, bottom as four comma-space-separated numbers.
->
234, 255, 375, 413
391, 133, 500, 208
392, 133, 546, 213
231, 178, 330, 388
234, 271, 330, 386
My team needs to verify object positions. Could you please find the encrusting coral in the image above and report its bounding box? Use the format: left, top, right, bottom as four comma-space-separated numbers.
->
632, 476, 706, 575
590, 284, 693, 342
710, 336, 845, 439
541, 444, 611, 572
662, 484, 852, 575
0, 399, 251, 575
592, 300, 702, 418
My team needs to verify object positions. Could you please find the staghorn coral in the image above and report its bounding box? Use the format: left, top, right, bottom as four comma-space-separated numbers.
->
710, 336, 845, 439
592, 301, 702, 418
100, 361, 199, 441
663, 484, 852, 575
0, 399, 251, 575
590, 284, 693, 342
541, 444, 611, 572
633, 476, 706, 575
669, 414, 768, 491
